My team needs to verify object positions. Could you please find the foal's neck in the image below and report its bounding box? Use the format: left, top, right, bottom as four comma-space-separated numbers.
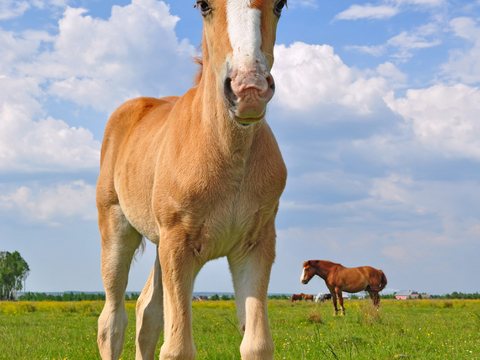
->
193, 48, 261, 159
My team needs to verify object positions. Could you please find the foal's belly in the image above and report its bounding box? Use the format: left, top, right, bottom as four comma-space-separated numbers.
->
116, 188, 160, 244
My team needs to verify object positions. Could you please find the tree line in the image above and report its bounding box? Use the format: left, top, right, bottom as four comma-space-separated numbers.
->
0, 251, 29, 300
443, 292, 480, 299
15, 293, 292, 302
19, 292, 140, 302
7, 291, 480, 302
377, 292, 480, 300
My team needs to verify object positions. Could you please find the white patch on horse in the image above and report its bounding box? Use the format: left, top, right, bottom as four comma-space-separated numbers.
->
226, 0, 262, 67
300, 268, 306, 283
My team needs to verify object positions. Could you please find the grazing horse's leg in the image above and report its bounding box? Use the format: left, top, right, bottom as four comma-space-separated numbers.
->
336, 289, 345, 316
97, 205, 143, 359
228, 225, 276, 360
135, 249, 163, 360
158, 230, 196, 360
328, 287, 339, 316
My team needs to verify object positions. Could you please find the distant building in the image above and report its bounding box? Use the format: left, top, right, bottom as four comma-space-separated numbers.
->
420, 293, 433, 299
395, 290, 419, 300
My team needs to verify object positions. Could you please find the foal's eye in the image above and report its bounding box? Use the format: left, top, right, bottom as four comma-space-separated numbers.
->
196, 1, 211, 16
274, 0, 287, 17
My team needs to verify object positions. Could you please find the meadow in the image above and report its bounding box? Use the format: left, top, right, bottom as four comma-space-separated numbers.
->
0, 299, 479, 359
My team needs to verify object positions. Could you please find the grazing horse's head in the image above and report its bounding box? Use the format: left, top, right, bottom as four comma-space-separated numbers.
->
300, 260, 315, 284
196, 0, 286, 125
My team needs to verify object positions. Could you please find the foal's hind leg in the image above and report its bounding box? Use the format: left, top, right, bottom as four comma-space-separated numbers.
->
97, 205, 143, 359
136, 248, 163, 360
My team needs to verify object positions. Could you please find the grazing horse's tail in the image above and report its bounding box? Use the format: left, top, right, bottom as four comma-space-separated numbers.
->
368, 270, 387, 292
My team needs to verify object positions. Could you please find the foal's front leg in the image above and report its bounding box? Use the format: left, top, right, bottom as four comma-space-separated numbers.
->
158, 230, 197, 360
228, 226, 276, 360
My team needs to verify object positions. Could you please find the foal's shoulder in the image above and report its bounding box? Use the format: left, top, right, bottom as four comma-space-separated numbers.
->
116, 96, 177, 118
105, 96, 178, 130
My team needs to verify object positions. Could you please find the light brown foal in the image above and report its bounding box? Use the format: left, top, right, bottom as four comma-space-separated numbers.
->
96, 1, 287, 359
301, 260, 387, 316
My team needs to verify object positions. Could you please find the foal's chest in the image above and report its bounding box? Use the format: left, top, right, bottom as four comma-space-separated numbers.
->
156, 156, 282, 258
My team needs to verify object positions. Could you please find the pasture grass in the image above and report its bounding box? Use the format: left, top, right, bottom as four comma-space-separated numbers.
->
0, 299, 479, 359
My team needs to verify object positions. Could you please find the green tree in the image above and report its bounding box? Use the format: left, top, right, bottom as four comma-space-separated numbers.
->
0, 251, 30, 300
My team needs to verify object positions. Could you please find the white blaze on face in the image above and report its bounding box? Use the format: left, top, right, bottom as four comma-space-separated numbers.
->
226, 0, 262, 68
301, 267, 307, 283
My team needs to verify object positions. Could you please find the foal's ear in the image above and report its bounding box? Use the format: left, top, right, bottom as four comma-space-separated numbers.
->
307, 260, 311, 266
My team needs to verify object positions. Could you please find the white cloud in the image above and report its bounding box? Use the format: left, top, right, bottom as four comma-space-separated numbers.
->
395, 0, 445, 6
348, 22, 442, 60
334, 0, 446, 22
0, 75, 100, 172
385, 83, 480, 160
386, 27, 441, 60
376, 61, 407, 85
0, 0, 69, 19
335, 4, 399, 20
0, 180, 96, 224
25, 0, 195, 112
0, 0, 193, 173
370, 174, 411, 204
272, 42, 404, 115
0, 0, 30, 19
347, 44, 386, 57
288, 0, 318, 8
442, 17, 480, 84
382, 245, 412, 261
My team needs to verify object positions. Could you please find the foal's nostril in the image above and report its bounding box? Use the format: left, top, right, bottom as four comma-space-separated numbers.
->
267, 75, 275, 94
223, 77, 237, 107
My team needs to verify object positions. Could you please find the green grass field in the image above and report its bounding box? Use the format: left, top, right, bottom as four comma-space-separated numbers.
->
1, 299, 479, 359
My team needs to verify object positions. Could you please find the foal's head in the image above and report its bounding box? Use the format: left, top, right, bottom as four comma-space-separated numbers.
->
196, 0, 287, 125
300, 260, 316, 284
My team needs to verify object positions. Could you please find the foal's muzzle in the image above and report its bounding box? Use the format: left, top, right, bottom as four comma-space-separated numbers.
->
223, 65, 275, 125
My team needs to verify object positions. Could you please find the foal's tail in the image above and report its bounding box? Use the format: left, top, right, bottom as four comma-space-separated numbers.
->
368, 270, 387, 292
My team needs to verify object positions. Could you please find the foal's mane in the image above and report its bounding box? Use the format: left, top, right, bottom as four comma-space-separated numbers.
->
193, 55, 203, 86
192, 42, 203, 86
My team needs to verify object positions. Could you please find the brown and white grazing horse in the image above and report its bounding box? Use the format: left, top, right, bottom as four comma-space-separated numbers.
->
96, 1, 287, 359
300, 260, 387, 316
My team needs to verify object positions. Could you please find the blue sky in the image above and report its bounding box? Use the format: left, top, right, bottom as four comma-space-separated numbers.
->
1, 0, 479, 296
